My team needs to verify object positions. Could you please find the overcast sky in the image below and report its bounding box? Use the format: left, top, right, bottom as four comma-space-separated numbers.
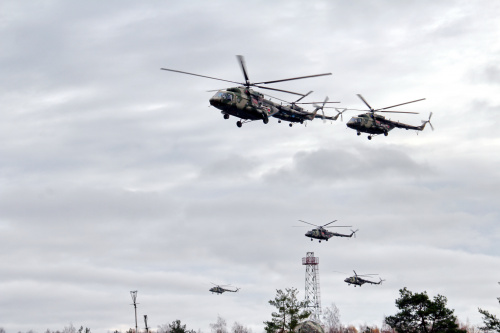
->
1, 0, 500, 332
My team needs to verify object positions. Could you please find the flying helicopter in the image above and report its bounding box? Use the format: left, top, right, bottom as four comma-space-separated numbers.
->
343, 270, 385, 287
296, 220, 358, 243
265, 93, 341, 127
345, 94, 433, 140
209, 283, 240, 295
161, 55, 332, 127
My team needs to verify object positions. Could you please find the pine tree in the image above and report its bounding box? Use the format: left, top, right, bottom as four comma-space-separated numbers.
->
264, 288, 311, 333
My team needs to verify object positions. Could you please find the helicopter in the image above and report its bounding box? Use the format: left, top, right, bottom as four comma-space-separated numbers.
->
161, 55, 332, 127
345, 94, 433, 140
297, 220, 358, 243
343, 270, 385, 287
265, 93, 341, 127
209, 283, 240, 295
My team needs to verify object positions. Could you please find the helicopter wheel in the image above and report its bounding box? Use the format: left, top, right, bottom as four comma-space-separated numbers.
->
311, 239, 313, 241
326, 239, 328, 241
357, 132, 361, 136
319, 240, 321, 243
278, 120, 281, 123
384, 131, 388, 136
223, 114, 229, 120
368, 136, 372, 140
236, 121, 242, 128
289, 123, 293, 127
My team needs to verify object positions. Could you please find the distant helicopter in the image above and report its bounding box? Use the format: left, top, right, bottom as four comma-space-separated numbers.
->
343, 270, 385, 287
345, 94, 433, 140
209, 283, 240, 295
161, 55, 332, 127
297, 220, 358, 243
266, 93, 341, 127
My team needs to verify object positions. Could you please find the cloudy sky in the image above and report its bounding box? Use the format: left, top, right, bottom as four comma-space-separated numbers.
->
1, 0, 500, 332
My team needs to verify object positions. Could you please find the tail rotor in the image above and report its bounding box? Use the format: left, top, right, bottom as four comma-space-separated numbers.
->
421, 112, 434, 131
313, 96, 329, 122
333, 108, 347, 122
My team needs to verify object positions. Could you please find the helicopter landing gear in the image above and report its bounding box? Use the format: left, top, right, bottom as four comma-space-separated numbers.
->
289, 123, 293, 127
384, 131, 388, 136
368, 136, 372, 140
357, 132, 361, 136
223, 114, 229, 119
262, 114, 269, 124
319, 240, 321, 243
278, 120, 282, 123
236, 121, 242, 128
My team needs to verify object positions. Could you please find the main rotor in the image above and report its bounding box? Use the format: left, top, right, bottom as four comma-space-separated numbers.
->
161, 55, 332, 96
354, 94, 425, 115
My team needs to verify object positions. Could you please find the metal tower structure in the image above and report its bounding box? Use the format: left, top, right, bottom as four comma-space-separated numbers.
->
302, 252, 321, 322
130, 290, 138, 333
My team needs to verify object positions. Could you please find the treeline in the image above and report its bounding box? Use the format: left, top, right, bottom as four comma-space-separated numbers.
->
3, 287, 500, 333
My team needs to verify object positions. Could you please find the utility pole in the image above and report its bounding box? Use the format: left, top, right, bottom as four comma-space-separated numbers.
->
130, 290, 139, 333
144, 315, 150, 333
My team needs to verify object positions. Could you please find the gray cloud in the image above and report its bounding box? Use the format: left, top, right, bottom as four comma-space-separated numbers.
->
1, 0, 500, 332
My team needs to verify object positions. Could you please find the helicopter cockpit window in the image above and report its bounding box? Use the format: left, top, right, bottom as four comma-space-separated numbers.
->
216, 92, 233, 101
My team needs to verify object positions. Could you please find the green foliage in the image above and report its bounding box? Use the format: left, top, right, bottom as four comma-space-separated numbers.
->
384, 287, 465, 333
263, 287, 311, 333
478, 308, 500, 332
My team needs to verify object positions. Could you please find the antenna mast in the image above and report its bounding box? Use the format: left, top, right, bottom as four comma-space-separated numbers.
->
130, 290, 139, 333
302, 252, 321, 322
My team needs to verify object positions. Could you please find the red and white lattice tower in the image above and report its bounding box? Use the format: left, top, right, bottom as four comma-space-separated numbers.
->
302, 252, 321, 322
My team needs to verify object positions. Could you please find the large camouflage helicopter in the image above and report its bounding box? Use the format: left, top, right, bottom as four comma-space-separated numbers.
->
345, 94, 433, 140
209, 283, 240, 295
343, 270, 385, 287
161, 55, 332, 127
297, 220, 358, 243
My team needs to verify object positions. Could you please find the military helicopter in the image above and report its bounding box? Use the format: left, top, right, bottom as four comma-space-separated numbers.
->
265, 93, 341, 127
296, 220, 358, 243
209, 283, 240, 295
345, 94, 433, 140
343, 270, 385, 287
161, 55, 332, 127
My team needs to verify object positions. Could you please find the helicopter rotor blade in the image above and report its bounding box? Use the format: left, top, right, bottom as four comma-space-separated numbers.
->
322, 220, 337, 227
254, 73, 332, 85
375, 98, 426, 111
236, 55, 251, 86
357, 94, 374, 112
254, 85, 305, 96
161, 68, 243, 86
325, 225, 352, 228
378, 110, 419, 114
298, 220, 319, 227
296, 101, 340, 104
294, 91, 313, 103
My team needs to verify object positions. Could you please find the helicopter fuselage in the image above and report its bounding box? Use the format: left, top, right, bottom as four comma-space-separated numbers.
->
209, 87, 275, 122
344, 276, 367, 287
209, 86, 320, 126
305, 228, 335, 241
305, 227, 354, 242
346, 113, 395, 135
